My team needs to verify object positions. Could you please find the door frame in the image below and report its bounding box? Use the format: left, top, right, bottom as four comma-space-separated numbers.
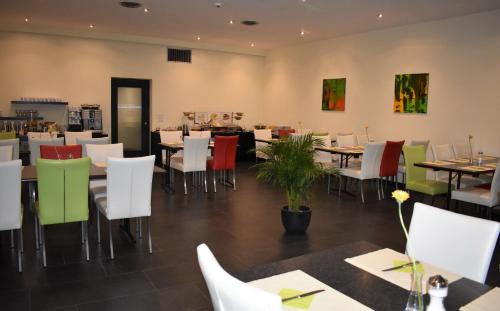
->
111, 77, 151, 157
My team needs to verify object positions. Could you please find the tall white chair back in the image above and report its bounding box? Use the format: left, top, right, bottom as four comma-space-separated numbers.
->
410, 139, 430, 151
85, 143, 124, 165
313, 135, 332, 163
356, 135, 373, 146
189, 130, 211, 138
27, 132, 58, 140
105, 156, 155, 220
453, 143, 471, 159
296, 128, 313, 135
336, 134, 357, 147
408, 202, 500, 283
159, 130, 183, 144
64, 131, 92, 146
28, 137, 64, 165
182, 137, 209, 172
0, 139, 19, 160
197, 244, 283, 311
0, 145, 13, 162
254, 129, 272, 160
0, 160, 22, 231
359, 142, 385, 179
489, 162, 500, 206
431, 144, 455, 180
76, 137, 110, 157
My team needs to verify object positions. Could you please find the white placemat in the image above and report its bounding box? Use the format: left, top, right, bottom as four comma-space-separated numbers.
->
460, 287, 500, 311
421, 161, 454, 166
249, 270, 372, 311
345, 248, 461, 294
461, 166, 492, 172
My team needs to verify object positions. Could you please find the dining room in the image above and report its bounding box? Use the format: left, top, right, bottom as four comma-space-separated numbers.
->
1, 1, 500, 311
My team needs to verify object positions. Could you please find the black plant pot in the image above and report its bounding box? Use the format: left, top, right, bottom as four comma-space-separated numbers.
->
281, 206, 311, 234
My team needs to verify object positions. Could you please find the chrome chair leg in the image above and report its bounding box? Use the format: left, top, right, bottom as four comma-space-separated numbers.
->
137, 217, 142, 239
109, 220, 114, 260
232, 170, 236, 191
81, 222, 85, 245
377, 179, 382, 200
85, 221, 89, 261
148, 217, 152, 254
204, 171, 208, 193
96, 208, 101, 244
19, 227, 23, 253
41, 225, 47, 267
34, 215, 39, 250
183, 172, 187, 195
213, 169, 217, 193
360, 180, 365, 203
17, 229, 22, 273
10, 230, 14, 248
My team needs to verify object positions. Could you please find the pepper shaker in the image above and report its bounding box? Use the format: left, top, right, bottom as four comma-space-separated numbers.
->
427, 275, 448, 311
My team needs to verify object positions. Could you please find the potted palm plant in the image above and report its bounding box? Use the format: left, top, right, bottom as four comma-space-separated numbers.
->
254, 134, 338, 234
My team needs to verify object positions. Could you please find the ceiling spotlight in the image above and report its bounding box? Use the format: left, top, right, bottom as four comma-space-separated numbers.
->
197, 36, 201, 41
377, 12, 383, 19
250, 42, 255, 47
144, 7, 149, 13
229, 20, 234, 24
89, 24, 95, 29
214, 2, 223, 8
300, 30, 305, 36
24, 18, 29, 22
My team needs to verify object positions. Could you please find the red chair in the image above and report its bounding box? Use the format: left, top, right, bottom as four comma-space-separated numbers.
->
207, 136, 239, 192
378, 140, 405, 199
40, 144, 82, 160
278, 129, 295, 139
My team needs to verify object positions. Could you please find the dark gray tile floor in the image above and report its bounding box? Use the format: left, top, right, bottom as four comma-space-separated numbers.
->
1, 162, 498, 310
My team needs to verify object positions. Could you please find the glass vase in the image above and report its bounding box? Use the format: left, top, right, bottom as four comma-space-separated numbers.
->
405, 270, 424, 311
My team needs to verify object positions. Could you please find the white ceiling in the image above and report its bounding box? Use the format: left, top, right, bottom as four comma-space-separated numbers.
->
1, 0, 500, 53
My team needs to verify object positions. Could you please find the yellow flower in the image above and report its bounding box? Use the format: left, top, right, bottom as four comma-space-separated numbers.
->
364, 125, 368, 129
392, 190, 410, 204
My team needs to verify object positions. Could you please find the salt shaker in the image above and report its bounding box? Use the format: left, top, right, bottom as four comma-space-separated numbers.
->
427, 275, 448, 311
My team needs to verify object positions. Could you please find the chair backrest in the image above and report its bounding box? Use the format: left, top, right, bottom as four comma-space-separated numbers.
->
452, 142, 470, 159
40, 144, 82, 160
408, 202, 500, 283
106, 156, 155, 219
160, 130, 183, 144
0, 145, 13, 162
0, 138, 19, 160
489, 161, 500, 206
359, 142, 385, 179
36, 157, 91, 225
356, 135, 374, 146
296, 128, 312, 135
183, 137, 210, 172
76, 137, 110, 157
431, 144, 454, 161
0, 131, 16, 140
197, 244, 283, 311
0, 160, 22, 231
380, 140, 405, 177
278, 128, 295, 138
336, 134, 357, 147
29, 137, 64, 165
28, 132, 58, 139
64, 131, 92, 146
190, 130, 211, 138
253, 129, 272, 148
313, 135, 332, 163
403, 145, 427, 182
85, 143, 123, 165
211, 136, 239, 170
410, 139, 430, 151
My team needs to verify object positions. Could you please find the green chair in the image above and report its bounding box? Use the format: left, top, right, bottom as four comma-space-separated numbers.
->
36, 157, 91, 267
403, 145, 450, 203
0, 131, 16, 140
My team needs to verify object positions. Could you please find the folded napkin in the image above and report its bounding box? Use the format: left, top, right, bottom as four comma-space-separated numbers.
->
345, 248, 461, 294
249, 270, 372, 311
460, 287, 500, 311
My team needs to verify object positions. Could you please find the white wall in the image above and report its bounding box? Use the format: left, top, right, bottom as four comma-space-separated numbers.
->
263, 10, 500, 156
0, 31, 265, 134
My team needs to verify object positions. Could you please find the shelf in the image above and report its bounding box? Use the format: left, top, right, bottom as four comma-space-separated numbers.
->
0, 116, 44, 120
11, 101, 68, 106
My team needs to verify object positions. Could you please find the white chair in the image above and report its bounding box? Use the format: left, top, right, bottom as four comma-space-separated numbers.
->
356, 134, 374, 146
296, 128, 313, 135
159, 130, 184, 165
85, 143, 124, 200
407, 202, 499, 283
398, 139, 430, 184
197, 243, 283, 311
254, 129, 272, 161
64, 131, 92, 146
452, 161, 500, 219
453, 142, 471, 159
0, 138, 19, 160
189, 130, 211, 138
0, 160, 23, 272
170, 137, 210, 194
336, 134, 357, 147
95, 156, 155, 259
76, 137, 110, 157
340, 142, 385, 203
0, 145, 13, 162
314, 135, 336, 194
431, 143, 483, 187
28, 137, 64, 165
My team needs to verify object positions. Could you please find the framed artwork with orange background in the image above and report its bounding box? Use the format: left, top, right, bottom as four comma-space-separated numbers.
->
322, 78, 346, 111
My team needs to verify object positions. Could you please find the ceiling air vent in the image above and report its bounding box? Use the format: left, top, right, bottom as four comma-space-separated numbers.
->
167, 48, 192, 63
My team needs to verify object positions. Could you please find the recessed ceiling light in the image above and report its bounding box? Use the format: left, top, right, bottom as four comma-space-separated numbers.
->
250, 42, 255, 47
144, 7, 149, 13
89, 24, 95, 29
24, 18, 29, 22
229, 20, 234, 24
300, 30, 305, 36
197, 36, 201, 41
214, 2, 223, 8
377, 12, 383, 19
120, 1, 142, 9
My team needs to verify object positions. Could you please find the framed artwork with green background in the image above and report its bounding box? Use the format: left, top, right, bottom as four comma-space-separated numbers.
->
322, 78, 346, 111
394, 73, 429, 113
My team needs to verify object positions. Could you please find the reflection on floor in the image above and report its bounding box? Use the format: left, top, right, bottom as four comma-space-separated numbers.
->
1, 162, 498, 311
